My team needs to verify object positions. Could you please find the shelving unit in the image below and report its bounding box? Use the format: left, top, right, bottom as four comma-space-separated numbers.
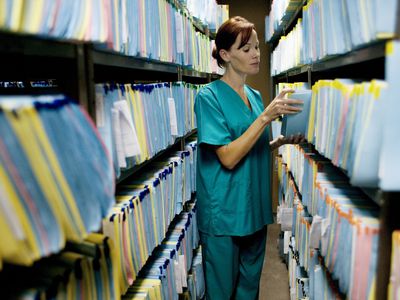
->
282, 163, 346, 299
267, 1, 400, 299
271, 41, 387, 87
0, 2, 219, 297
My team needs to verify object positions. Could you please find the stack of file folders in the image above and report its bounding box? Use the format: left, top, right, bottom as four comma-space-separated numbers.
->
270, 0, 398, 74
265, 0, 304, 43
276, 76, 397, 190
281, 164, 342, 300
103, 142, 197, 295
122, 201, 204, 300
270, 18, 303, 75
95, 82, 200, 178
0, 0, 214, 72
307, 79, 387, 188
186, 247, 205, 300
288, 236, 312, 300
0, 233, 120, 299
210, 40, 225, 75
278, 144, 380, 299
182, 0, 228, 32
0, 95, 115, 270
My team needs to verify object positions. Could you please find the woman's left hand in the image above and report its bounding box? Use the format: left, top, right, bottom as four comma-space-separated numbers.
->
277, 134, 306, 146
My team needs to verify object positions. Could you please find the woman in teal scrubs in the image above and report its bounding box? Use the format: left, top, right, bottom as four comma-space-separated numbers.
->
194, 16, 304, 299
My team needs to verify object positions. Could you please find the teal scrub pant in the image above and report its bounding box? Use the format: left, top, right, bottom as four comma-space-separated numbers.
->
199, 226, 268, 300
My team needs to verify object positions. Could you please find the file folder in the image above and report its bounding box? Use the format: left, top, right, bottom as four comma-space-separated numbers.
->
281, 90, 311, 138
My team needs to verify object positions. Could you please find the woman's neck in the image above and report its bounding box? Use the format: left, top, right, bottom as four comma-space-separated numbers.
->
221, 69, 247, 95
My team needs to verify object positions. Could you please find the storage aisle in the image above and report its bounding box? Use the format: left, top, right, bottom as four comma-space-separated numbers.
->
260, 223, 290, 300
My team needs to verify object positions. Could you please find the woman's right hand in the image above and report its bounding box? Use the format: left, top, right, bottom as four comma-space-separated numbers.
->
259, 89, 303, 125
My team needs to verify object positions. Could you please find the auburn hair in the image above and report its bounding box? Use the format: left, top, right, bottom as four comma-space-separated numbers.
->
212, 16, 256, 68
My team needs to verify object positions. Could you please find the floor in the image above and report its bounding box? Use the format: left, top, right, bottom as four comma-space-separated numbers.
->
259, 223, 290, 300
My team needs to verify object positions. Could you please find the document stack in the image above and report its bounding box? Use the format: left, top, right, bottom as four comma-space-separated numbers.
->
265, 0, 304, 42
122, 202, 204, 300
0, 233, 120, 299
270, 0, 398, 74
103, 142, 198, 295
306, 78, 387, 188
278, 144, 380, 300
182, 0, 229, 32
270, 18, 303, 75
0, 95, 116, 298
95, 82, 200, 178
0, 0, 215, 72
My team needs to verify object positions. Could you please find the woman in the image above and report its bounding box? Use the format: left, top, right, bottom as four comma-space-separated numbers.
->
194, 16, 304, 299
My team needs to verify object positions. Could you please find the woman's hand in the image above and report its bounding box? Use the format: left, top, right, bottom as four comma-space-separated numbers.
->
277, 134, 306, 146
270, 134, 306, 150
259, 89, 303, 125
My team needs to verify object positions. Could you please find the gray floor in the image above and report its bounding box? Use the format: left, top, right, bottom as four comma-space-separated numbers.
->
259, 223, 290, 300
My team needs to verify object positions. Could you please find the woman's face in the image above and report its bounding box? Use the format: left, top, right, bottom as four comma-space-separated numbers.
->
222, 29, 260, 76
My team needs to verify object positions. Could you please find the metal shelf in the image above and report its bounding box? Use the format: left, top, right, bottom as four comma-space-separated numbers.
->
272, 41, 387, 81
181, 68, 208, 78
361, 187, 383, 206
117, 129, 197, 184
92, 49, 179, 74
211, 73, 222, 80
272, 71, 288, 81
272, 65, 308, 79
0, 31, 77, 59
288, 65, 310, 77
311, 42, 386, 72
267, 29, 283, 45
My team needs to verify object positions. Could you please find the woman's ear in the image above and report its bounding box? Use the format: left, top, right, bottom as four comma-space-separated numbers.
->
219, 49, 230, 64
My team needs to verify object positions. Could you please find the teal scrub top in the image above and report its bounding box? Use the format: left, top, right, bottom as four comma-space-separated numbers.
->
194, 80, 273, 236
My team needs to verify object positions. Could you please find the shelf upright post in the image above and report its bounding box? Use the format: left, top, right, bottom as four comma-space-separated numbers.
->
207, 73, 212, 83
75, 44, 90, 115
84, 44, 96, 123
376, 192, 400, 300
180, 136, 185, 151
178, 66, 183, 82
307, 66, 312, 87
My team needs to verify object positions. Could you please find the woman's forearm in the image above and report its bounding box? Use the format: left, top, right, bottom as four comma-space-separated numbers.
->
215, 117, 269, 170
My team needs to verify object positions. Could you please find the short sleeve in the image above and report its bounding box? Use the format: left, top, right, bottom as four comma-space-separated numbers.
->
194, 88, 232, 146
